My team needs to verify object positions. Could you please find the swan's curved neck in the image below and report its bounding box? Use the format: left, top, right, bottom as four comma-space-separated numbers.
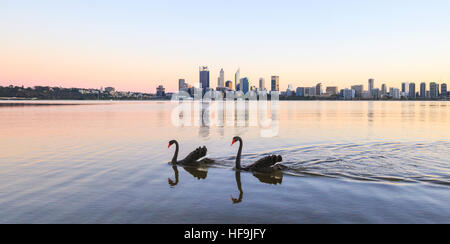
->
235, 139, 243, 169
171, 141, 179, 163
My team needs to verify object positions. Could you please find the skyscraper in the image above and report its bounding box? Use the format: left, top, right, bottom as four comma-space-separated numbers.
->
178, 79, 187, 91
217, 68, 224, 88
315, 83, 323, 96
368, 78, 374, 92
309, 86, 316, 97
351, 85, 364, 98
390, 88, 400, 99
271, 76, 279, 92
430, 82, 439, 98
343, 89, 356, 100
235, 69, 240, 91
381, 84, 387, 95
259, 78, 265, 91
401, 82, 410, 97
420, 82, 426, 98
296, 87, 305, 97
371, 88, 380, 99
409, 83, 416, 99
441, 83, 448, 97
240, 77, 249, 94
199, 66, 210, 92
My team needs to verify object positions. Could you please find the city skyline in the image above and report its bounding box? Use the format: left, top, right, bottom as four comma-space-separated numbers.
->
2, 77, 448, 100
176, 66, 449, 98
3, 70, 449, 97
175, 66, 449, 100
4, 65, 449, 94
2, 1, 450, 92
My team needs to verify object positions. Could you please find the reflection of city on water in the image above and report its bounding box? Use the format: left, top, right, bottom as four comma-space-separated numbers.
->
175, 100, 279, 138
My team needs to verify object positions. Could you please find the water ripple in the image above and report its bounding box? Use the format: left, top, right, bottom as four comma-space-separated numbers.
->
212, 141, 450, 186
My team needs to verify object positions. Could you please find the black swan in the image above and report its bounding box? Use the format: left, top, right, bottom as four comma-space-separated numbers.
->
231, 136, 284, 172
168, 140, 213, 165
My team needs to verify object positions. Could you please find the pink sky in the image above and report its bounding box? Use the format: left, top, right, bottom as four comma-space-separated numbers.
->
2, 1, 449, 93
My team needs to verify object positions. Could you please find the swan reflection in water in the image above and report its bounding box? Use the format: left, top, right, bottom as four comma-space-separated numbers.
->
168, 165, 209, 187
231, 170, 283, 204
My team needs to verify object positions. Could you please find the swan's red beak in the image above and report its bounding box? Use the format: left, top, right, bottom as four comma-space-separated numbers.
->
231, 139, 236, 146
168, 143, 171, 148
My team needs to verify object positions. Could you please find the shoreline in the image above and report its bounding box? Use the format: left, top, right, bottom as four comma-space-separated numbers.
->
0, 98, 449, 102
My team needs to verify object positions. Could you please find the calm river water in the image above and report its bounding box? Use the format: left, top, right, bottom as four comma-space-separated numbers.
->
0, 100, 449, 223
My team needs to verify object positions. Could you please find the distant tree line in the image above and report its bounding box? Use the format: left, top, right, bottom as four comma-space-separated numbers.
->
0, 85, 164, 100
0, 86, 101, 100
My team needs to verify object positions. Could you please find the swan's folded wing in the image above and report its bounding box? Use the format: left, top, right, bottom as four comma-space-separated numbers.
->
248, 155, 281, 170
181, 147, 208, 164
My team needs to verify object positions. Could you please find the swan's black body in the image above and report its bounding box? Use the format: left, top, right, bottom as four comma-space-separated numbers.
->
168, 140, 212, 165
231, 136, 284, 173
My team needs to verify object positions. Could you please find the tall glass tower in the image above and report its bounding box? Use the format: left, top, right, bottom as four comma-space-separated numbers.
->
240, 77, 249, 94
441, 83, 447, 97
368, 78, 374, 92
420, 82, 426, 98
199, 66, 210, 92
259, 78, 265, 91
409, 83, 416, 98
235, 69, 240, 91
430, 82, 439, 98
218, 68, 224, 88
271, 76, 279, 91
178, 79, 186, 91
